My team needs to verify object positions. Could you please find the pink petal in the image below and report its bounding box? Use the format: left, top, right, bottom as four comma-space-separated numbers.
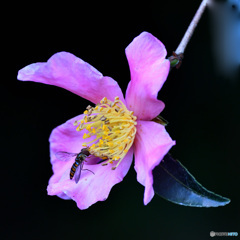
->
134, 120, 175, 205
47, 114, 133, 209
17, 52, 125, 104
125, 32, 170, 120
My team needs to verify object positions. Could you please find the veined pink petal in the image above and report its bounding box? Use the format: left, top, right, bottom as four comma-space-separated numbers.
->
17, 52, 125, 104
134, 120, 175, 205
48, 114, 133, 209
125, 32, 170, 120
48, 113, 90, 196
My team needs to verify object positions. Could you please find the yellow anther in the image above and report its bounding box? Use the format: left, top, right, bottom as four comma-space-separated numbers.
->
101, 97, 108, 104
99, 139, 104, 146
83, 133, 90, 139
102, 125, 107, 131
86, 125, 91, 131
84, 110, 88, 115
115, 106, 120, 112
107, 142, 114, 147
106, 136, 112, 141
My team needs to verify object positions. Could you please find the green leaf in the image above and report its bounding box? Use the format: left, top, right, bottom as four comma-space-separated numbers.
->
153, 154, 230, 207
152, 114, 169, 126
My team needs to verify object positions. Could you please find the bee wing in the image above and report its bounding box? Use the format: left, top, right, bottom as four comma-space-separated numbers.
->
55, 151, 78, 161
74, 162, 84, 184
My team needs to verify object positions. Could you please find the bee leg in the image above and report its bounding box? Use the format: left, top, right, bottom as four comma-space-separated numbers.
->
82, 169, 95, 175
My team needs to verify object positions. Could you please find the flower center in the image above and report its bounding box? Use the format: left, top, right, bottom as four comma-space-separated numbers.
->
74, 96, 137, 169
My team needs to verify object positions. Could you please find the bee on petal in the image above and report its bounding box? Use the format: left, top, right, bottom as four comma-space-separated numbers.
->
56, 148, 94, 183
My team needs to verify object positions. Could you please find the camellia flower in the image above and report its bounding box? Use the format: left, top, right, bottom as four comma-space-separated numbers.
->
17, 32, 175, 209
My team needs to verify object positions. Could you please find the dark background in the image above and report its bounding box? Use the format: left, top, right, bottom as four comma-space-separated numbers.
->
6, 0, 240, 239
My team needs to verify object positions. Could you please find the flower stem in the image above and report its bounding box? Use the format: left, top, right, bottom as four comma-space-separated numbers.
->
175, 0, 209, 55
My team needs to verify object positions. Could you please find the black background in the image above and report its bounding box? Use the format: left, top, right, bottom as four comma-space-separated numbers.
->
6, 0, 240, 239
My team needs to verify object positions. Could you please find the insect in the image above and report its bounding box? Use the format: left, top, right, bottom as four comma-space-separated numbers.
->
56, 148, 94, 183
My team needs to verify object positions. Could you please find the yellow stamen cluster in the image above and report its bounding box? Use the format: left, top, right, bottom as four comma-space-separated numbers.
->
74, 96, 137, 169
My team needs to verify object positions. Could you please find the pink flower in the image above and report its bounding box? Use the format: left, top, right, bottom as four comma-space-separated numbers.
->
17, 32, 175, 209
